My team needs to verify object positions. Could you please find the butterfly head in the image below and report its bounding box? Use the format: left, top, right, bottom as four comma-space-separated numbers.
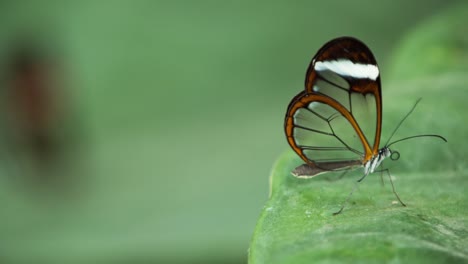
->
379, 147, 400, 161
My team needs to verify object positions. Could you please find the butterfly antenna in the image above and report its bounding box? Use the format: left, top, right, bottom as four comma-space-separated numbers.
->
387, 134, 447, 148
385, 98, 447, 147
384, 98, 422, 146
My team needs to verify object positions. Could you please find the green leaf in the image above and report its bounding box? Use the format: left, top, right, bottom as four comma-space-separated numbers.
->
250, 150, 467, 263
249, 3, 468, 263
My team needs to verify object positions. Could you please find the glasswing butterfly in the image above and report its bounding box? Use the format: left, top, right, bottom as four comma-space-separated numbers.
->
284, 37, 446, 214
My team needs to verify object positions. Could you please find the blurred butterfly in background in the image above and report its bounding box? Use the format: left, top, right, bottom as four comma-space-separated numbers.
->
284, 37, 446, 214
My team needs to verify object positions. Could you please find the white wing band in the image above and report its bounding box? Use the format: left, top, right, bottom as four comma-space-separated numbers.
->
314, 59, 379, 80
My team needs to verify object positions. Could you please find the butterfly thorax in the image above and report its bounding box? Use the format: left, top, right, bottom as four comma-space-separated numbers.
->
363, 147, 391, 175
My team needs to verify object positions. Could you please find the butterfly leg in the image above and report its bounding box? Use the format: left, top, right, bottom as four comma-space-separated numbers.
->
333, 172, 370, 215
380, 169, 385, 187
379, 161, 385, 187
374, 168, 406, 207
357, 171, 368, 182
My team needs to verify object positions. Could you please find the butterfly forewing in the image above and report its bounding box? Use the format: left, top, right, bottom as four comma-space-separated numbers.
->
285, 37, 382, 175
349, 92, 378, 149
291, 98, 363, 161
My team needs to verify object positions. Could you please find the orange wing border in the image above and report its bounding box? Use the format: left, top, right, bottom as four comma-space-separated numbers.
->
285, 91, 378, 165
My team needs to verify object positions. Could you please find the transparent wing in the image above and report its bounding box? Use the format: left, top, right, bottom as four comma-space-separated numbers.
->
285, 37, 382, 171
285, 93, 369, 164
310, 68, 380, 155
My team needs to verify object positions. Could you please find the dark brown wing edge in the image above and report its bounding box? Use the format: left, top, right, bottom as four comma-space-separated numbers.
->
292, 160, 362, 178
304, 36, 383, 158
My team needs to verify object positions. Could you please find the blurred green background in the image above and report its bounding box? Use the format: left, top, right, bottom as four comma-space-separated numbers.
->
0, 1, 463, 263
